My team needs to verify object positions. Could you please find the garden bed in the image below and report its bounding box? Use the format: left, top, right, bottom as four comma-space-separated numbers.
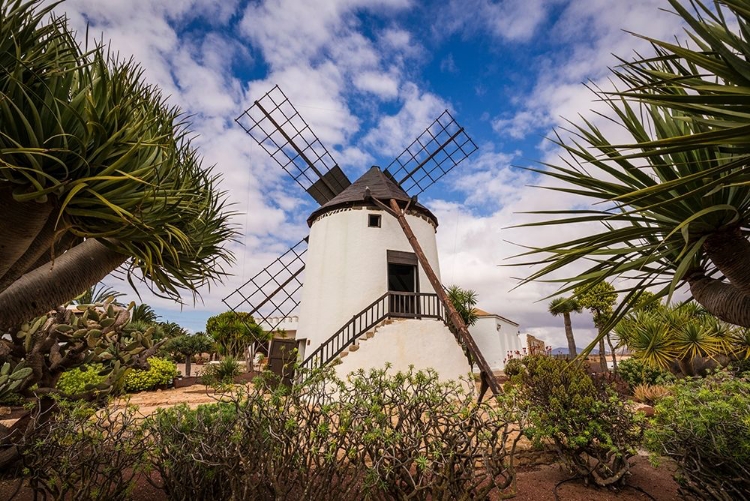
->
0, 454, 680, 500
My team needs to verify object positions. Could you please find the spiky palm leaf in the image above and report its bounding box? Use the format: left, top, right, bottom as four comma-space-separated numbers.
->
0, 1, 236, 328
622, 313, 678, 370
447, 285, 479, 327
613, 0, 750, 155
616, 302, 739, 372
513, 0, 750, 330
548, 297, 582, 316
71, 283, 124, 306
130, 303, 159, 324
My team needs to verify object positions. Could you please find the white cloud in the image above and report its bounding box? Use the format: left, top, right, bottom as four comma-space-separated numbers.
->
436, 0, 566, 42
239, 0, 409, 69
353, 71, 400, 99
489, 0, 686, 145
362, 83, 450, 156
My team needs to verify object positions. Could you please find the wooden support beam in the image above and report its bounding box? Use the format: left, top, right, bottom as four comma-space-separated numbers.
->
387, 198, 501, 399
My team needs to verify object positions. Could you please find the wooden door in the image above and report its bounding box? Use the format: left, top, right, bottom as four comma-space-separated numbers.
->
268, 338, 297, 387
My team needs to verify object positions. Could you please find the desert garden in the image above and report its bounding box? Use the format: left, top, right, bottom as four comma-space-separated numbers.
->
3, 0, 750, 499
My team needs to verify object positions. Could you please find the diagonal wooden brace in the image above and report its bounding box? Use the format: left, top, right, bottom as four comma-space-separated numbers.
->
385, 198, 501, 400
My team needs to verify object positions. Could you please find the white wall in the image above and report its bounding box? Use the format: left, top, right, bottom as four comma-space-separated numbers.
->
297, 206, 441, 353
469, 315, 523, 371
334, 319, 472, 388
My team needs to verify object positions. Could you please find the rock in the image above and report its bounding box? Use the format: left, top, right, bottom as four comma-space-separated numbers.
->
633, 403, 654, 417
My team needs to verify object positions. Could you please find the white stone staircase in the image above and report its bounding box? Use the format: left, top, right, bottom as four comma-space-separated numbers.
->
335, 319, 396, 361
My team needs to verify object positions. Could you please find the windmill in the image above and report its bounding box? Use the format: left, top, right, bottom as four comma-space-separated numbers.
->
224, 85, 500, 397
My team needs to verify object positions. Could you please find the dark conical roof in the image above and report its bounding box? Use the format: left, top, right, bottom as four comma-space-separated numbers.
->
306, 166, 438, 227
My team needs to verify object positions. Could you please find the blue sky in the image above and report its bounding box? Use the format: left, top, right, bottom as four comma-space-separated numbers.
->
52, 0, 686, 348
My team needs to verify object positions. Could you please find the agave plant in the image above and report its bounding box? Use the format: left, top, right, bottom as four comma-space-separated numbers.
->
615, 302, 742, 375
514, 0, 750, 329
0, 0, 236, 330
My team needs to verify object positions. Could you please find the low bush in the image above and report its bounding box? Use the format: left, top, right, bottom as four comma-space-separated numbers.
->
146, 366, 521, 500
618, 357, 674, 388
56, 364, 107, 396
200, 357, 241, 388
21, 399, 148, 501
123, 357, 177, 392
514, 355, 643, 487
645, 371, 750, 500
341, 366, 522, 500
503, 357, 525, 378
590, 369, 630, 398
146, 402, 239, 500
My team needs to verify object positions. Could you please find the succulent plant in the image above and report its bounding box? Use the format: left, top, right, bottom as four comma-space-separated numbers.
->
1, 297, 162, 400
0, 362, 32, 401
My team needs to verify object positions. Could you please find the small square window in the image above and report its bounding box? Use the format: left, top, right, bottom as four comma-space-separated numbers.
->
368, 214, 381, 228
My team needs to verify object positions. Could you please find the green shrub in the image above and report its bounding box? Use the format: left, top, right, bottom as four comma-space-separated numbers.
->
645, 371, 750, 500
617, 357, 674, 388
728, 357, 750, 375
146, 403, 239, 501
515, 355, 643, 487
146, 366, 521, 500
503, 357, 525, 377
56, 364, 107, 396
340, 366, 521, 500
200, 357, 240, 388
22, 399, 148, 501
123, 357, 177, 392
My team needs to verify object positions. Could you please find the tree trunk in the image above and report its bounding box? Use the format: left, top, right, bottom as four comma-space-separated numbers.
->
0, 239, 127, 331
26, 232, 80, 273
0, 186, 54, 282
598, 336, 607, 371
607, 333, 618, 372
185, 354, 192, 377
0, 215, 62, 294
563, 312, 577, 358
687, 272, 750, 327
703, 227, 750, 298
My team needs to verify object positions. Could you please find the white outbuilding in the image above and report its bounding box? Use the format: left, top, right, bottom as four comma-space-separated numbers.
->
468, 309, 523, 372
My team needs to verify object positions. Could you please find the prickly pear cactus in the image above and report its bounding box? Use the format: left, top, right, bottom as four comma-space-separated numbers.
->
2, 297, 161, 400
0, 362, 32, 401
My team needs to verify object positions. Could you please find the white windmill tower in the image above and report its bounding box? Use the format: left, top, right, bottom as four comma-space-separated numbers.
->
224, 86, 499, 397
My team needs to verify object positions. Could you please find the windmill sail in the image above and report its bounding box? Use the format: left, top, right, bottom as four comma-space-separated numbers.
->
222, 238, 308, 332
385, 110, 478, 197
236, 85, 351, 205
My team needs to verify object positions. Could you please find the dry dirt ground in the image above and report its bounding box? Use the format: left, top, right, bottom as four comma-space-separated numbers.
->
1, 380, 684, 500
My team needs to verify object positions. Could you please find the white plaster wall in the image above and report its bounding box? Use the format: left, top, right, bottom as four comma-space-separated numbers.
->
469, 316, 524, 371
334, 319, 472, 387
297, 207, 441, 353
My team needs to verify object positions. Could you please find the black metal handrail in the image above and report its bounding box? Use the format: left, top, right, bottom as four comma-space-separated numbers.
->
300, 292, 445, 372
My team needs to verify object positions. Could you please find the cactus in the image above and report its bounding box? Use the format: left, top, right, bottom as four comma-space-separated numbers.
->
0, 297, 162, 400
0, 362, 32, 401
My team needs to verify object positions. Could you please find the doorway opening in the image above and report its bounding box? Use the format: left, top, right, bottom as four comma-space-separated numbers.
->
387, 250, 419, 315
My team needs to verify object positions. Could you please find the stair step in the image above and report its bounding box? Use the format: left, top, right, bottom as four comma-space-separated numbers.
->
349, 344, 360, 352
365, 331, 375, 339
338, 350, 349, 358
